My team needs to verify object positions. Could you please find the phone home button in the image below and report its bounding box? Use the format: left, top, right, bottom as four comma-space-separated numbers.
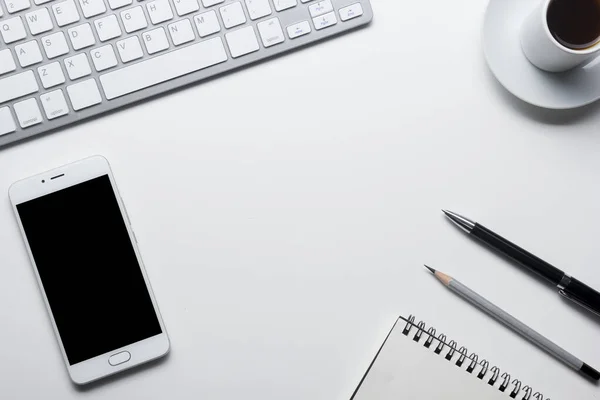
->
108, 351, 131, 366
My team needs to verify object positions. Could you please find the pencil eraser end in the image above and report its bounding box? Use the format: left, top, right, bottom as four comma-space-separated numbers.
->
581, 363, 600, 381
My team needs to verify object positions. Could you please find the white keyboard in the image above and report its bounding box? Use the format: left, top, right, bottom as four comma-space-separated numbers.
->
0, 0, 372, 147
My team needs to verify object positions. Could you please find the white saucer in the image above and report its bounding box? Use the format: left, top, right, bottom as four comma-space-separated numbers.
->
484, 0, 600, 109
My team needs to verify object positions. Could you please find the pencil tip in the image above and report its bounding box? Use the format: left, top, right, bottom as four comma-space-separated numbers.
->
424, 265, 436, 274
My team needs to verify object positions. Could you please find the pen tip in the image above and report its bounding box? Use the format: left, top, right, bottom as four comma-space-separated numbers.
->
441, 209, 451, 217
424, 265, 436, 274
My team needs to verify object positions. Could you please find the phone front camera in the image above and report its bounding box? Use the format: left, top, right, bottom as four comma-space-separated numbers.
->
42, 180, 45, 183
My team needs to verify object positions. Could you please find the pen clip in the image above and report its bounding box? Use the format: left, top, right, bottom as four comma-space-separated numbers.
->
559, 290, 600, 318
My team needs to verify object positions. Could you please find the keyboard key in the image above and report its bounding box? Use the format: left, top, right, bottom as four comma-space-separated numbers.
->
193, 10, 220, 37
25, 8, 54, 35
220, 2, 246, 29
107, 0, 130, 9
38, 62, 66, 88
1, 17, 27, 44
100, 37, 227, 99
201, 0, 224, 6
273, 0, 296, 12
287, 20, 310, 39
339, 3, 363, 21
168, 19, 195, 46
67, 78, 102, 110
173, 0, 198, 16
78, 0, 106, 18
225, 26, 258, 58
142, 27, 169, 54
64, 53, 92, 79
121, 6, 147, 33
309, 0, 332, 17
4, 0, 30, 13
91, 44, 118, 71
40, 89, 69, 119
52, 0, 81, 26
34, 0, 54, 4
0, 71, 39, 104
116, 36, 143, 62
257, 17, 283, 48
0, 107, 17, 136
94, 14, 122, 41
0, 49, 17, 75
146, 0, 173, 24
14, 98, 42, 128
42, 32, 70, 58
245, 0, 271, 20
15, 40, 43, 67
313, 11, 336, 30
68, 23, 96, 50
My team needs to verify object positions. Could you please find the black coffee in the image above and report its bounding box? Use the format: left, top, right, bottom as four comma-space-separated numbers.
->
547, 0, 600, 50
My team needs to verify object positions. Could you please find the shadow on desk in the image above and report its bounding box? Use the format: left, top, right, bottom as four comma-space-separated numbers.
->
560, 294, 600, 326
74, 351, 171, 392
484, 65, 600, 126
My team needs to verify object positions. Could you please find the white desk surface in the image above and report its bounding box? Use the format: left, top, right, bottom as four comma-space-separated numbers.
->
1, 1, 600, 399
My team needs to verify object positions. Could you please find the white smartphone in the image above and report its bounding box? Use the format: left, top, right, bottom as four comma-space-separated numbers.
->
9, 156, 169, 385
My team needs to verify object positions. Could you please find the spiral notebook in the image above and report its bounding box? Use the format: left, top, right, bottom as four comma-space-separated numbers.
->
351, 315, 550, 400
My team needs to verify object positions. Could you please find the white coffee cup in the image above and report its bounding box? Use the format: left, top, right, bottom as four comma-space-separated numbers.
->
521, 0, 600, 72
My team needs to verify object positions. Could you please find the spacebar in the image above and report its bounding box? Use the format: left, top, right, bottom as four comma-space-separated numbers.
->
100, 37, 228, 100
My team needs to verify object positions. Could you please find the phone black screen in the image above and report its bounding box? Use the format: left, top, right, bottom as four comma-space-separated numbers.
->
16, 175, 162, 365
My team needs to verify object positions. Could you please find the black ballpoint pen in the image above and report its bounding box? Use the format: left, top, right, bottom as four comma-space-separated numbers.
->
443, 210, 600, 318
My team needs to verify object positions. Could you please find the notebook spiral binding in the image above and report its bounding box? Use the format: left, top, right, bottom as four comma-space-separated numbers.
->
402, 315, 549, 400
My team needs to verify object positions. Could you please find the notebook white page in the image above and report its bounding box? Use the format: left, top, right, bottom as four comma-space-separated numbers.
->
352, 318, 511, 400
